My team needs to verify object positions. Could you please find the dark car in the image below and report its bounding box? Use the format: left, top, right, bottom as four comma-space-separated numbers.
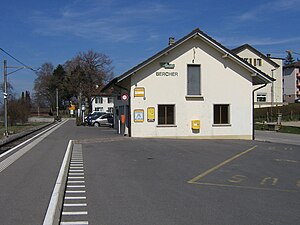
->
92, 113, 114, 127
295, 98, 300, 103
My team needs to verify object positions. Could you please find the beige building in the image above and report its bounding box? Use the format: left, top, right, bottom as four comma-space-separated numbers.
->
232, 44, 283, 108
283, 61, 300, 103
103, 28, 273, 139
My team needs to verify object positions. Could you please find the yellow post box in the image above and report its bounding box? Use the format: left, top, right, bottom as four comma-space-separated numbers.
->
191, 120, 200, 130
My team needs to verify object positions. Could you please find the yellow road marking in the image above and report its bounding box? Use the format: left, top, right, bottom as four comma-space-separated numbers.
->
194, 182, 300, 193
187, 145, 257, 184
273, 159, 298, 163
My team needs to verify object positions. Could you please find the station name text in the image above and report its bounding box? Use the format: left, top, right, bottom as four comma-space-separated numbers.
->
156, 72, 178, 77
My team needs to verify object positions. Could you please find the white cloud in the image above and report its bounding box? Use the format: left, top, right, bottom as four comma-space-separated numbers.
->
28, 1, 177, 43
219, 35, 300, 48
237, 0, 300, 21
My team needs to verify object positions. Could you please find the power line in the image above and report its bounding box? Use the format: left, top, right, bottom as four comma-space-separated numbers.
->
0, 47, 37, 72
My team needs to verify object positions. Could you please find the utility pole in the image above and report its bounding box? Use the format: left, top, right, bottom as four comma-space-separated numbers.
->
2, 59, 35, 136
3, 60, 8, 136
56, 88, 59, 118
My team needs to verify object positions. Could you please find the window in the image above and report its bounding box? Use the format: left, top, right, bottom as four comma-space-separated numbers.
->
257, 93, 267, 102
158, 105, 175, 125
95, 107, 103, 112
95, 97, 103, 104
108, 97, 113, 104
95, 97, 101, 104
187, 65, 201, 95
214, 104, 229, 125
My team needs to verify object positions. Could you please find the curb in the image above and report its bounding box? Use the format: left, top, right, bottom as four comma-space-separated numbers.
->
42, 140, 73, 225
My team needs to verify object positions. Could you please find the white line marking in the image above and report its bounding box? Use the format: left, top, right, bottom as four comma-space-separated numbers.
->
67, 185, 85, 188
68, 176, 84, 179
69, 169, 84, 172
60, 221, 88, 225
67, 181, 85, 183
70, 167, 83, 169
69, 173, 84, 175
66, 190, 86, 193
62, 211, 88, 215
64, 203, 87, 207
0, 120, 68, 159
0, 120, 69, 173
64, 196, 86, 200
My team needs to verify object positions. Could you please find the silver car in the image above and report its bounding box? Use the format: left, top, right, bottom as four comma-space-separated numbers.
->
92, 113, 113, 127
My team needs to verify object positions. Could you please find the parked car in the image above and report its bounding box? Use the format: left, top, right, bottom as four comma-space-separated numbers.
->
85, 112, 106, 125
92, 113, 114, 127
295, 98, 300, 103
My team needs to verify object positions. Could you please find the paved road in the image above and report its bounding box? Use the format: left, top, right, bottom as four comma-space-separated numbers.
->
255, 130, 300, 146
0, 119, 111, 225
1, 120, 299, 225
80, 135, 300, 225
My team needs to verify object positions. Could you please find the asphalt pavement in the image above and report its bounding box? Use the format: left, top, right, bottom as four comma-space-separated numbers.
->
1, 120, 299, 225
79, 132, 300, 225
0, 119, 110, 225
255, 130, 300, 146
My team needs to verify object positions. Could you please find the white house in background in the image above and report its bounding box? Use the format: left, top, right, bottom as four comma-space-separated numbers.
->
91, 95, 114, 113
103, 28, 273, 139
232, 44, 283, 108
283, 61, 300, 103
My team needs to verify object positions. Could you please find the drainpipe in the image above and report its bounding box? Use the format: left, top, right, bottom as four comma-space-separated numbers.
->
252, 83, 267, 140
114, 83, 131, 137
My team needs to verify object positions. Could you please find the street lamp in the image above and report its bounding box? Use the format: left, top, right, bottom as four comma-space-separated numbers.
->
3, 60, 33, 136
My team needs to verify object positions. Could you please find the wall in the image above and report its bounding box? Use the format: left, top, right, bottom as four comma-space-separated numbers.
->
128, 38, 253, 139
283, 67, 297, 102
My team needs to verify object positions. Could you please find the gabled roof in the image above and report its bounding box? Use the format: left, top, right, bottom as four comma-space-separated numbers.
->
232, 44, 280, 68
102, 28, 274, 92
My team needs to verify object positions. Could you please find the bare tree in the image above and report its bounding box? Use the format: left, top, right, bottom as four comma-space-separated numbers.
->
33, 62, 54, 109
64, 50, 114, 111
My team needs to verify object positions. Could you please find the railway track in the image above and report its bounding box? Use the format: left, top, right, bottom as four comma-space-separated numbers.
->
0, 122, 55, 155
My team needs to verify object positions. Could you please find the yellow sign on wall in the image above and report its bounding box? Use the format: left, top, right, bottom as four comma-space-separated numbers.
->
147, 107, 155, 122
134, 87, 145, 97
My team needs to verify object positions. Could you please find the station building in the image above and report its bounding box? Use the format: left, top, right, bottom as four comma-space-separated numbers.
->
103, 28, 274, 139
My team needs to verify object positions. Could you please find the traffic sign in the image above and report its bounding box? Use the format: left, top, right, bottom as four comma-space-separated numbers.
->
121, 93, 129, 101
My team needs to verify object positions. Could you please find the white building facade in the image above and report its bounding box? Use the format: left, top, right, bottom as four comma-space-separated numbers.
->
232, 44, 283, 108
91, 96, 114, 113
103, 29, 272, 139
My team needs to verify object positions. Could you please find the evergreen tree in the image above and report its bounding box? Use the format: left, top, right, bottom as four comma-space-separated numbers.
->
284, 51, 295, 65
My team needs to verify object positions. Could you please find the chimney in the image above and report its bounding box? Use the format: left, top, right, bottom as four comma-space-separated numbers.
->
168, 37, 175, 46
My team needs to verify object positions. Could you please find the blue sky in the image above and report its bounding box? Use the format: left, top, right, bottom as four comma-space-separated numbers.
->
0, 0, 299, 96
